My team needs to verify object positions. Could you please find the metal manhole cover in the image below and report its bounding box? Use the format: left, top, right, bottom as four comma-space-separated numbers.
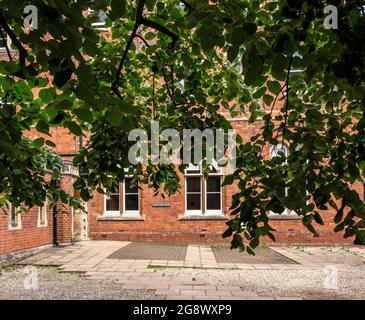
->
211, 246, 298, 264
107, 243, 188, 261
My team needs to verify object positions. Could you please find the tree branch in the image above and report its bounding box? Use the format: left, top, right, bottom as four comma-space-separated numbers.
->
141, 18, 178, 48
112, 0, 180, 100
135, 34, 176, 106
0, 14, 27, 78
111, 0, 146, 99
282, 54, 294, 144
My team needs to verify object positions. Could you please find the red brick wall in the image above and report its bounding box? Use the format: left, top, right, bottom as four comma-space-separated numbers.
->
0, 126, 76, 256
0, 67, 363, 250
88, 178, 231, 243
0, 206, 53, 256
87, 118, 364, 245
88, 180, 363, 245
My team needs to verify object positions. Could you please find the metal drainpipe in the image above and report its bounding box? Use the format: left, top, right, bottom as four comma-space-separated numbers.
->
53, 202, 58, 246
79, 135, 83, 150
52, 178, 61, 246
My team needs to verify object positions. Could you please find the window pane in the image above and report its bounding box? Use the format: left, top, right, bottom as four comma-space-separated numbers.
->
106, 194, 119, 211
270, 144, 288, 159
98, 11, 106, 23
125, 178, 138, 194
187, 194, 201, 211
107, 185, 119, 194
206, 176, 221, 193
125, 195, 139, 211
0, 30, 7, 48
8, 204, 18, 227
186, 177, 201, 192
40, 207, 46, 225
207, 193, 221, 210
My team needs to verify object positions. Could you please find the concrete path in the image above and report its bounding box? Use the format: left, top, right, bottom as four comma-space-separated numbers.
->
17, 241, 365, 300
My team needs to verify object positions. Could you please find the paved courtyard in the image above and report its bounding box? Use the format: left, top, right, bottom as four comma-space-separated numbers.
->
1, 241, 365, 300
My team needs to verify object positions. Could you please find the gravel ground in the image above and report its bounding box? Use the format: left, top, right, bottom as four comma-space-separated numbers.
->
0, 265, 158, 300
161, 267, 365, 300
1, 264, 365, 300
347, 247, 365, 259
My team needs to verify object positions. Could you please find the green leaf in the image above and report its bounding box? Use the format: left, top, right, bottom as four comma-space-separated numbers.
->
249, 237, 259, 249
67, 122, 83, 136
313, 211, 324, 225
54, 69, 73, 88
227, 46, 239, 63
74, 108, 93, 122
16, 81, 34, 101
45, 140, 56, 147
110, 0, 126, 18
272, 54, 287, 81
222, 228, 233, 238
263, 94, 273, 106
267, 232, 276, 242
145, 32, 155, 41
146, 45, 158, 55
267, 81, 282, 95
231, 27, 246, 46
334, 207, 344, 224
222, 175, 235, 186
334, 221, 346, 233
120, 102, 136, 115
246, 246, 255, 256
36, 120, 50, 136
33, 138, 45, 148
253, 86, 266, 99
39, 88, 56, 103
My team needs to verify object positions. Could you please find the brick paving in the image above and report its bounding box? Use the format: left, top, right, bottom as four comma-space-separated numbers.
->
16, 241, 365, 300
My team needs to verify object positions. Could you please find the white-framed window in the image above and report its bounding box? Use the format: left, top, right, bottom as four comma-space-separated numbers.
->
185, 164, 202, 215
177, 79, 185, 92
38, 202, 47, 227
104, 185, 120, 216
184, 162, 224, 216
269, 144, 290, 216
0, 28, 11, 50
269, 143, 288, 160
88, 9, 107, 29
7, 202, 21, 230
290, 51, 304, 76
268, 143, 308, 217
104, 178, 140, 217
205, 172, 223, 215
62, 161, 79, 176
123, 177, 140, 217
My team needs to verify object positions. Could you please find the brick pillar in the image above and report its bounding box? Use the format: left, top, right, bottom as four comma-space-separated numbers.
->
55, 209, 73, 244
54, 175, 75, 245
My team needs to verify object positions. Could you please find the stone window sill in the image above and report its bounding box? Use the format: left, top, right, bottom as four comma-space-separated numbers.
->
179, 215, 228, 221
269, 215, 302, 220
97, 215, 145, 221
8, 226, 22, 230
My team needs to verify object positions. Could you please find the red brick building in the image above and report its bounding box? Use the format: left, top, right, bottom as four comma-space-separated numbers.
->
0, 13, 364, 260
1, 114, 363, 259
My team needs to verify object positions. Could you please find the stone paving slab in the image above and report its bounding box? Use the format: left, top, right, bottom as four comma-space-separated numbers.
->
271, 246, 365, 266
212, 246, 298, 264
107, 242, 187, 261
15, 241, 365, 300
